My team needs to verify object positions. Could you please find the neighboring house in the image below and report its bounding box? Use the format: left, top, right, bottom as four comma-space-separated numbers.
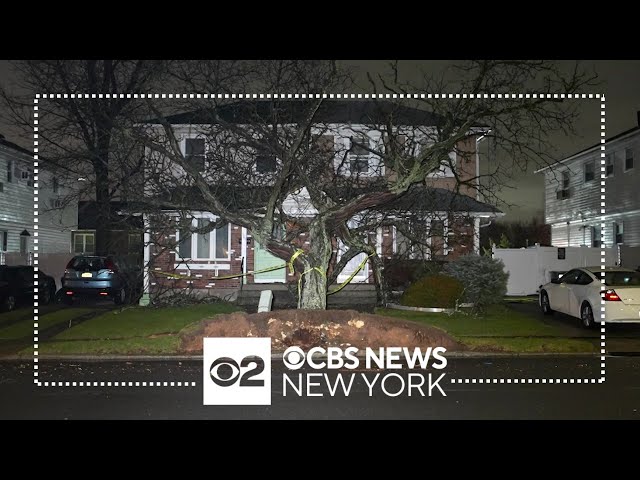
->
536, 117, 639, 250
0, 133, 77, 284
73, 200, 143, 261
141, 100, 502, 297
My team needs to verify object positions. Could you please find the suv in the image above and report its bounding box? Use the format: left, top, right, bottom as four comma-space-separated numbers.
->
0, 266, 57, 311
61, 255, 142, 305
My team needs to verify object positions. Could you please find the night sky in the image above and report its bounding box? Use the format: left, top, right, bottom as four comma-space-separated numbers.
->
1, 60, 639, 222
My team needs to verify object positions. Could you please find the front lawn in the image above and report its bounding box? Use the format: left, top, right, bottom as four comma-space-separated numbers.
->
23, 302, 239, 356
54, 303, 239, 340
0, 308, 96, 340
376, 304, 596, 353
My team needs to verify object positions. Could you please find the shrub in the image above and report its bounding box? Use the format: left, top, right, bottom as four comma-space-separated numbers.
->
383, 257, 446, 289
444, 255, 509, 310
400, 274, 464, 308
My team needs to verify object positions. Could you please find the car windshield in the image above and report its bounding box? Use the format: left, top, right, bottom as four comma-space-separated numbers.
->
605, 271, 640, 287
68, 257, 106, 271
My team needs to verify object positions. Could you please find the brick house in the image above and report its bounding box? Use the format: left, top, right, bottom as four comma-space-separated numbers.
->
141, 100, 502, 299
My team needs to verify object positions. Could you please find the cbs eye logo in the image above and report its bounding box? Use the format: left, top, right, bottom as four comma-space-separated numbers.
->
203, 337, 271, 406
209, 356, 265, 387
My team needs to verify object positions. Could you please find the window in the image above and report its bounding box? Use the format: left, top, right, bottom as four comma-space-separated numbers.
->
128, 233, 142, 254
625, 148, 634, 171
52, 176, 59, 193
560, 269, 581, 284
557, 171, 571, 199
615, 222, 624, 244
50, 198, 63, 208
605, 154, 614, 177
73, 232, 95, 254
349, 135, 370, 174
185, 138, 206, 172
576, 271, 594, 285
256, 154, 277, 173
21, 167, 33, 187
0, 231, 7, 251
584, 161, 595, 182
6, 160, 13, 183
178, 222, 192, 258
177, 217, 230, 260
591, 225, 601, 248
0, 182, 3, 193
19, 236, 27, 254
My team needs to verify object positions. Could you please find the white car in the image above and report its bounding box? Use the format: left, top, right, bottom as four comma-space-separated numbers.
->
539, 267, 640, 328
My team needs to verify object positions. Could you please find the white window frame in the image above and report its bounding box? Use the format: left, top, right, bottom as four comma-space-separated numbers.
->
605, 153, 615, 177
7, 160, 13, 183
73, 232, 95, 254
624, 148, 634, 172
175, 214, 232, 262
584, 160, 595, 183
335, 127, 384, 177
428, 216, 450, 256
182, 136, 208, 173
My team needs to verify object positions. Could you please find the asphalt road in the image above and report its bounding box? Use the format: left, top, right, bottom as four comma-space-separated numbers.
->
1, 356, 638, 419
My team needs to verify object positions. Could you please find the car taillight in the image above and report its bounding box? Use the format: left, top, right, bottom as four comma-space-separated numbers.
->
601, 289, 621, 301
104, 259, 118, 273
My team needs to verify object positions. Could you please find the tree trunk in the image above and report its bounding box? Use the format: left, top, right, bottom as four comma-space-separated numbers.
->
93, 130, 112, 256
370, 254, 389, 306
297, 221, 332, 310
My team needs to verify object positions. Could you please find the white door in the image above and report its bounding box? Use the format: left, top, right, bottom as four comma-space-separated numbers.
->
336, 241, 369, 283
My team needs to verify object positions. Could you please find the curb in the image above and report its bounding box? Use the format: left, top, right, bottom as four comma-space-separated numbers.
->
0, 351, 603, 362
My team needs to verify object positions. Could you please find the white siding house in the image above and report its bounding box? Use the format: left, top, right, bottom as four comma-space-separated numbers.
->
0, 134, 77, 263
536, 121, 640, 252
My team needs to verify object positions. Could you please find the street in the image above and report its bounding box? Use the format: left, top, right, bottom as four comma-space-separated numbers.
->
0, 356, 638, 419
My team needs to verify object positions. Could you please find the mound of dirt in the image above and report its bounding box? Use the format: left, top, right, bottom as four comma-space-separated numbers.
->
179, 309, 462, 354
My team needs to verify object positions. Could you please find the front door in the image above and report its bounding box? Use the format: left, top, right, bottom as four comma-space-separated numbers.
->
336, 240, 369, 283
254, 241, 286, 283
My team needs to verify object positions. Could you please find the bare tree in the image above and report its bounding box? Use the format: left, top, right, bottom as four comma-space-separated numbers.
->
134, 60, 595, 310
0, 60, 169, 255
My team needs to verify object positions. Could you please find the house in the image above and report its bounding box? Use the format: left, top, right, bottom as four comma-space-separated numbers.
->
0, 133, 77, 286
536, 114, 639, 258
140, 100, 503, 300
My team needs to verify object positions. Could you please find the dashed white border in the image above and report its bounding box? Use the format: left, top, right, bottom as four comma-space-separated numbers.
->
33, 92, 605, 388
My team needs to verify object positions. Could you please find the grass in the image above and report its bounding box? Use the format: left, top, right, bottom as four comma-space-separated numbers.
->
25, 336, 180, 356
0, 308, 95, 340
376, 304, 594, 353
376, 304, 570, 337
0, 308, 34, 327
462, 337, 596, 353
54, 303, 239, 340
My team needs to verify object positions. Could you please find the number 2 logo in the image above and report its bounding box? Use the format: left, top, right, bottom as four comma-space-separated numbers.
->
209, 356, 265, 387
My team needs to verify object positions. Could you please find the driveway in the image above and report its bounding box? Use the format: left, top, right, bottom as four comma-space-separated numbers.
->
507, 299, 640, 352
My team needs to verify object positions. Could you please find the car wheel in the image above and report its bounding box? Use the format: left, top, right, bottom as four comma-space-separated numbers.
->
581, 302, 595, 329
3, 295, 16, 312
540, 291, 554, 315
114, 287, 126, 305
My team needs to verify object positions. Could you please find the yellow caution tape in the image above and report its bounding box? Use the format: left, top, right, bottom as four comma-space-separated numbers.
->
152, 247, 377, 302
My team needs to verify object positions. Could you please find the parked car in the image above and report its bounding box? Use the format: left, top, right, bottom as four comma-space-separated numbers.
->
539, 267, 640, 328
0, 265, 57, 312
61, 255, 142, 305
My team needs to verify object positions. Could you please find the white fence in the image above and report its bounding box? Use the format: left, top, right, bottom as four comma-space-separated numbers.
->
493, 245, 618, 296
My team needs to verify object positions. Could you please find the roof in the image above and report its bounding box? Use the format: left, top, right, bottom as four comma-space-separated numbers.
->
535, 125, 640, 174
378, 185, 502, 214
144, 100, 446, 127
146, 183, 501, 217
0, 134, 34, 159
78, 201, 144, 230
